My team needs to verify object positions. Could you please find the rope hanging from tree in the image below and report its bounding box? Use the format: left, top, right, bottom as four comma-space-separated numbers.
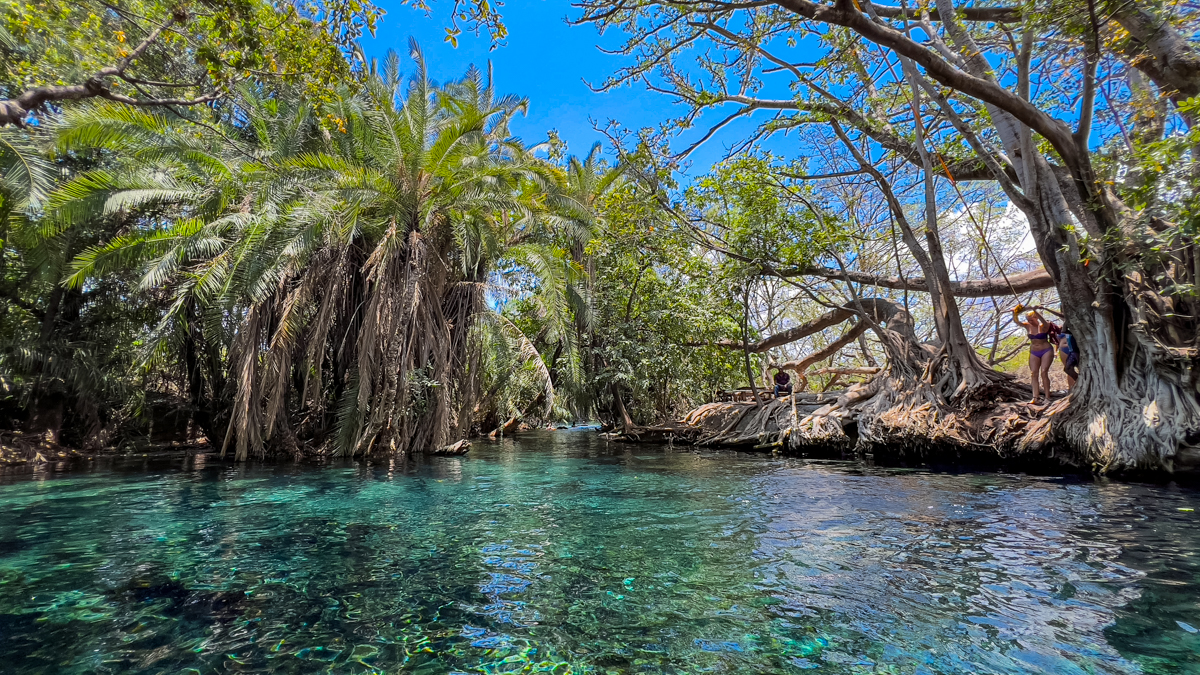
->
935, 152, 1022, 298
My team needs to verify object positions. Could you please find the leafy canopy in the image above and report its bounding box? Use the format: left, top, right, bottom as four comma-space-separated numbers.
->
687, 154, 849, 273
1, 0, 382, 117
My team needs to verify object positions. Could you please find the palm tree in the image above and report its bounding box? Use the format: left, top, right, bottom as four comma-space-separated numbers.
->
52, 43, 590, 459
0, 125, 59, 436
471, 142, 625, 429
1, 122, 161, 446
559, 142, 625, 419
45, 87, 316, 445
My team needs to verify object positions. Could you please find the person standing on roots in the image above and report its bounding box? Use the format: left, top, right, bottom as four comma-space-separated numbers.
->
1058, 326, 1079, 390
1013, 305, 1056, 406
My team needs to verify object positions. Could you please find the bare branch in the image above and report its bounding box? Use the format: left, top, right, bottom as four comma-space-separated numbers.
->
779, 322, 870, 373
780, 168, 869, 180
770, 0, 1081, 169
782, 265, 1056, 297
867, 3, 1021, 22
100, 91, 222, 108
712, 306, 854, 352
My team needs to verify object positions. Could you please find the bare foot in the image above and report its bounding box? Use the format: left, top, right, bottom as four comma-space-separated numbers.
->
1027, 399, 1040, 406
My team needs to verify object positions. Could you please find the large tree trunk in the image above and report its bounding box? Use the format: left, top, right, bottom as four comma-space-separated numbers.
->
1110, 4, 1200, 102
904, 62, 1002, 401
925, 0, 1200, 471
610, 382, 635, 432
1023, 319, 1200, 470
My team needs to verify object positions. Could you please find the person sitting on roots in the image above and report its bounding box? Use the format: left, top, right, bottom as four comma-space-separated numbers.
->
772, 368, 793, 398
1013, 305, 1056, 406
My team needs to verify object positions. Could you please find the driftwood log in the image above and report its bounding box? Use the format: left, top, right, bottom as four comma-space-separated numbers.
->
432, 439, 471, 456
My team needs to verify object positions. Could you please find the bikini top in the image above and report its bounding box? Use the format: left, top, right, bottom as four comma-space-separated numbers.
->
1028, 332, 1049, 340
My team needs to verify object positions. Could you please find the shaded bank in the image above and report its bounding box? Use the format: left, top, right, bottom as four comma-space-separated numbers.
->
616, 383, 1200, 476
661, 295, 1200, 476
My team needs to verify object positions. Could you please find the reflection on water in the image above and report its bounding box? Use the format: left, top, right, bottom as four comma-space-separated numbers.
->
1, 431, 1199, 674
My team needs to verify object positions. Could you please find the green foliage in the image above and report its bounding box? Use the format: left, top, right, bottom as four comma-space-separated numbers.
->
26, 44, 609, 457
0, 124, 159, 445
0, 0, 748, 448
10, 0, 1119, 450
586, 183, 745, 424
1, 0, 381, 116
1094, 95, 1200, 304
476, 310, 556, 426
687, 154, 850, 274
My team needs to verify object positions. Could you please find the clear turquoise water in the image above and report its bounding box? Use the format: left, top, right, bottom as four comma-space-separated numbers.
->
1, 431, 1199, 674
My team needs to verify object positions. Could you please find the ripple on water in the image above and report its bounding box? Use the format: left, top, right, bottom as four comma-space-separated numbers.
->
1, 438, 1199, 673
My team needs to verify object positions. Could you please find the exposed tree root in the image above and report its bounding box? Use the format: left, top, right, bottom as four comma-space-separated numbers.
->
617, 375, 1084, 468
623, 291, 1199, 474
1019, 330, 1200, 472
618, 307, 1154, 471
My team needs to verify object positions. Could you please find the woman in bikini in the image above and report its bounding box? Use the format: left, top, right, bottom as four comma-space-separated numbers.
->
1013, 306, 1055, 405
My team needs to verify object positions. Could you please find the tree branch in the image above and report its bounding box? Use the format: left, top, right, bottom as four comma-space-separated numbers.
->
713, 306, 854, 352
0, 15, 221, 126
867, 3, 1021, 22
913, 75, 1030, 210
829, 118, 938, 286
740, 90, 1012, 181
1111, 5, 1200, 101
780, 265, 1055, 297
1074, 0, 1100, 152
770, 0, 1081, 169
778, 322, 870, 374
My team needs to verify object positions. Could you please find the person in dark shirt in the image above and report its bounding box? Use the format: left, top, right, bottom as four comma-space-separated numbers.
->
1058, 326, 1079, 389
773, 369, 793, 398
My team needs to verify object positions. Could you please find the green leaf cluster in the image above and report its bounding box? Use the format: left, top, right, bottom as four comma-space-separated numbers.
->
687, 154, 849, 277
1, 0, 381, 112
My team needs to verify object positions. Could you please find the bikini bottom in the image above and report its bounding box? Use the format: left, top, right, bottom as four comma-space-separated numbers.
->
1031, 347, 1054, 359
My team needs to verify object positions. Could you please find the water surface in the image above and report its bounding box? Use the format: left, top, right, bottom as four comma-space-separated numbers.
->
2, 431, 1199, 674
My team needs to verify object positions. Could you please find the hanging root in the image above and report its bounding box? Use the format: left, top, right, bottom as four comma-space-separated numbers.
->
220, 228, 484, 461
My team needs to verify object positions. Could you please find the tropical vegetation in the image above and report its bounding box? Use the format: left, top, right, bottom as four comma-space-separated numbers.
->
2, 0, 1198, 472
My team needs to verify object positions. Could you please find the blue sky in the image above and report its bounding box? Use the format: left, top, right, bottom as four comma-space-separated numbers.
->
362, 2, 666, 158
360, 1, 782, 175
359, 1, 1125, 179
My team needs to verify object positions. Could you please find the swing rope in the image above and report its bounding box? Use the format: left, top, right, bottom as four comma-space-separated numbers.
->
934, 152, 1022, 299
